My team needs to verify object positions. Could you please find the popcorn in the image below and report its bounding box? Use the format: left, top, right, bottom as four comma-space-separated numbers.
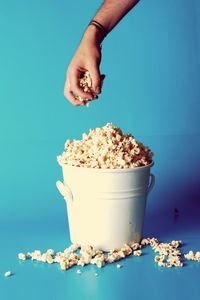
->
17, 239, 200, 272
4, 271, 12, 277
140, 239, 150, 246
133, 250, 142, 256
74, 71, 94, 104
146, 238, 183, 268
18, 253, 26, 261
106, 244, 132, 263
91, 254, 106, 268
60, 260, 70, 270
58, 123, 153, 169
129, 242, 141, 250
46, 255, 54, 264
73, 71, 104, 104
184, 251, 200, 262
46, 249, 55, 256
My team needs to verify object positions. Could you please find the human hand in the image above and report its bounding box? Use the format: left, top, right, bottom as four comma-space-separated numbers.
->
64, 26, 104, 106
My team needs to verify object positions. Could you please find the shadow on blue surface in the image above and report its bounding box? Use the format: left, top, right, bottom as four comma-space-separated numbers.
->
144, 176, 200, 241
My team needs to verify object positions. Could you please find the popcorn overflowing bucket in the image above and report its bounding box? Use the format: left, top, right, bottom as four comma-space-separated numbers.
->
56, 162, 155, 251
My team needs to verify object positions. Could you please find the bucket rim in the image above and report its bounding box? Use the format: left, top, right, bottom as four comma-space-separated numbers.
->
58, 161, 154, 173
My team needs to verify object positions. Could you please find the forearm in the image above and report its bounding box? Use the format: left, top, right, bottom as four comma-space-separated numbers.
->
93, 0, 139, 33
82, 0, 139, 45
64, 0, 139, 105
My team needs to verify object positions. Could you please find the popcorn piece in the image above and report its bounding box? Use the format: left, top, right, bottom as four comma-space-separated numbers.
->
76, 269, 82, 274
154, 255, 165, 263
46, 255, 54, 264
133, 250, 142, 256
129, 242, 141, 250
58, 123, 153, 169
158, 261, 166, 267
170, 240, 182, 248
90, 254, 106, 268
46, 249, 55, 256
64, 244, 80, 255
121, 244, 132, 256
116, 264, 123, 268
60, 260, 70, 270
166, 263, 173, 268
140, 239, 150, 246
18, 253, 26, 261
4, 271, 12, 277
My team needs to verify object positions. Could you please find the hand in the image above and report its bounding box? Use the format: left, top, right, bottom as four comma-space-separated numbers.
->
64, 26, 104, 106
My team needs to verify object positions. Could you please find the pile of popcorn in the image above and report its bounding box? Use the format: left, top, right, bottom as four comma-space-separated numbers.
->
57, 123, 153, 169
16, 238, 200, 272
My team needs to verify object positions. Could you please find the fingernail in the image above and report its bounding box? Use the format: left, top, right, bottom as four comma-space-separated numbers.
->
95, 87, 101, 94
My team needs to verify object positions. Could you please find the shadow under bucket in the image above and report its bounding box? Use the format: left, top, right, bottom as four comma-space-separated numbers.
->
56, 162, 155, 251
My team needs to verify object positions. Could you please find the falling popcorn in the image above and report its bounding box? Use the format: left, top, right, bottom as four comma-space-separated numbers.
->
4, 271, 12, 277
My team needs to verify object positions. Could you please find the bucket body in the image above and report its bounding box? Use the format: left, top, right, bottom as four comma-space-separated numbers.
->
56, 162, 155, 251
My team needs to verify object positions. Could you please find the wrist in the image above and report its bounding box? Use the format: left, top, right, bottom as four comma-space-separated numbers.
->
82, 25, 104, 45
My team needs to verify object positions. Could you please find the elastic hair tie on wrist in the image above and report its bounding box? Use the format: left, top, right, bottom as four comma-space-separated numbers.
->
88, 20, 108, 39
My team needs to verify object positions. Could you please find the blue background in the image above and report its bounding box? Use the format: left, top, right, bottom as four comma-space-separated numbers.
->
0, 0, 200, 299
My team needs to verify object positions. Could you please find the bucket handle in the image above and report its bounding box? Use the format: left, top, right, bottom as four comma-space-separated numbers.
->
56, 181, 73, 204
147, 174, 155, 194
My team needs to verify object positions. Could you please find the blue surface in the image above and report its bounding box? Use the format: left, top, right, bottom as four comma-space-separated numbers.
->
1, 0, 200, 299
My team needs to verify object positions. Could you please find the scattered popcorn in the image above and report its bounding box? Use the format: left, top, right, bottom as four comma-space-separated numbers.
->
64, 244, 80, 255
148, 238, 183, 267
60, 260, 69, 270
133, 250, 142, 256
116, 264, 123, 268
157, 261, 166, 267
184, 251, 200, 262
4, 271, 12, 277
46, 249, 55, 256
46, 255, 54, 264
170, 240, 182, 248
18, 253, 26, 261
129, 242, 141, 250
106, 245, 132, 264
90, 254, 106, 268
140, 239, 150, 246
154, 255, 165, 263
76, 269, 82, 274
17, 239, 200, 272
57, 123, 153, 169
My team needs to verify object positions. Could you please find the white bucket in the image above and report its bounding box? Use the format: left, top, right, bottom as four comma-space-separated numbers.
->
56, 162, 155, 251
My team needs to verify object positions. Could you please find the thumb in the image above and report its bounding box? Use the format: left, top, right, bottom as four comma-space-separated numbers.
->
89, 64, 102, 94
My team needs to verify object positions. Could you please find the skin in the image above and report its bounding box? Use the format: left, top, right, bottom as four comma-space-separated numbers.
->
64, 0, 139, 106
